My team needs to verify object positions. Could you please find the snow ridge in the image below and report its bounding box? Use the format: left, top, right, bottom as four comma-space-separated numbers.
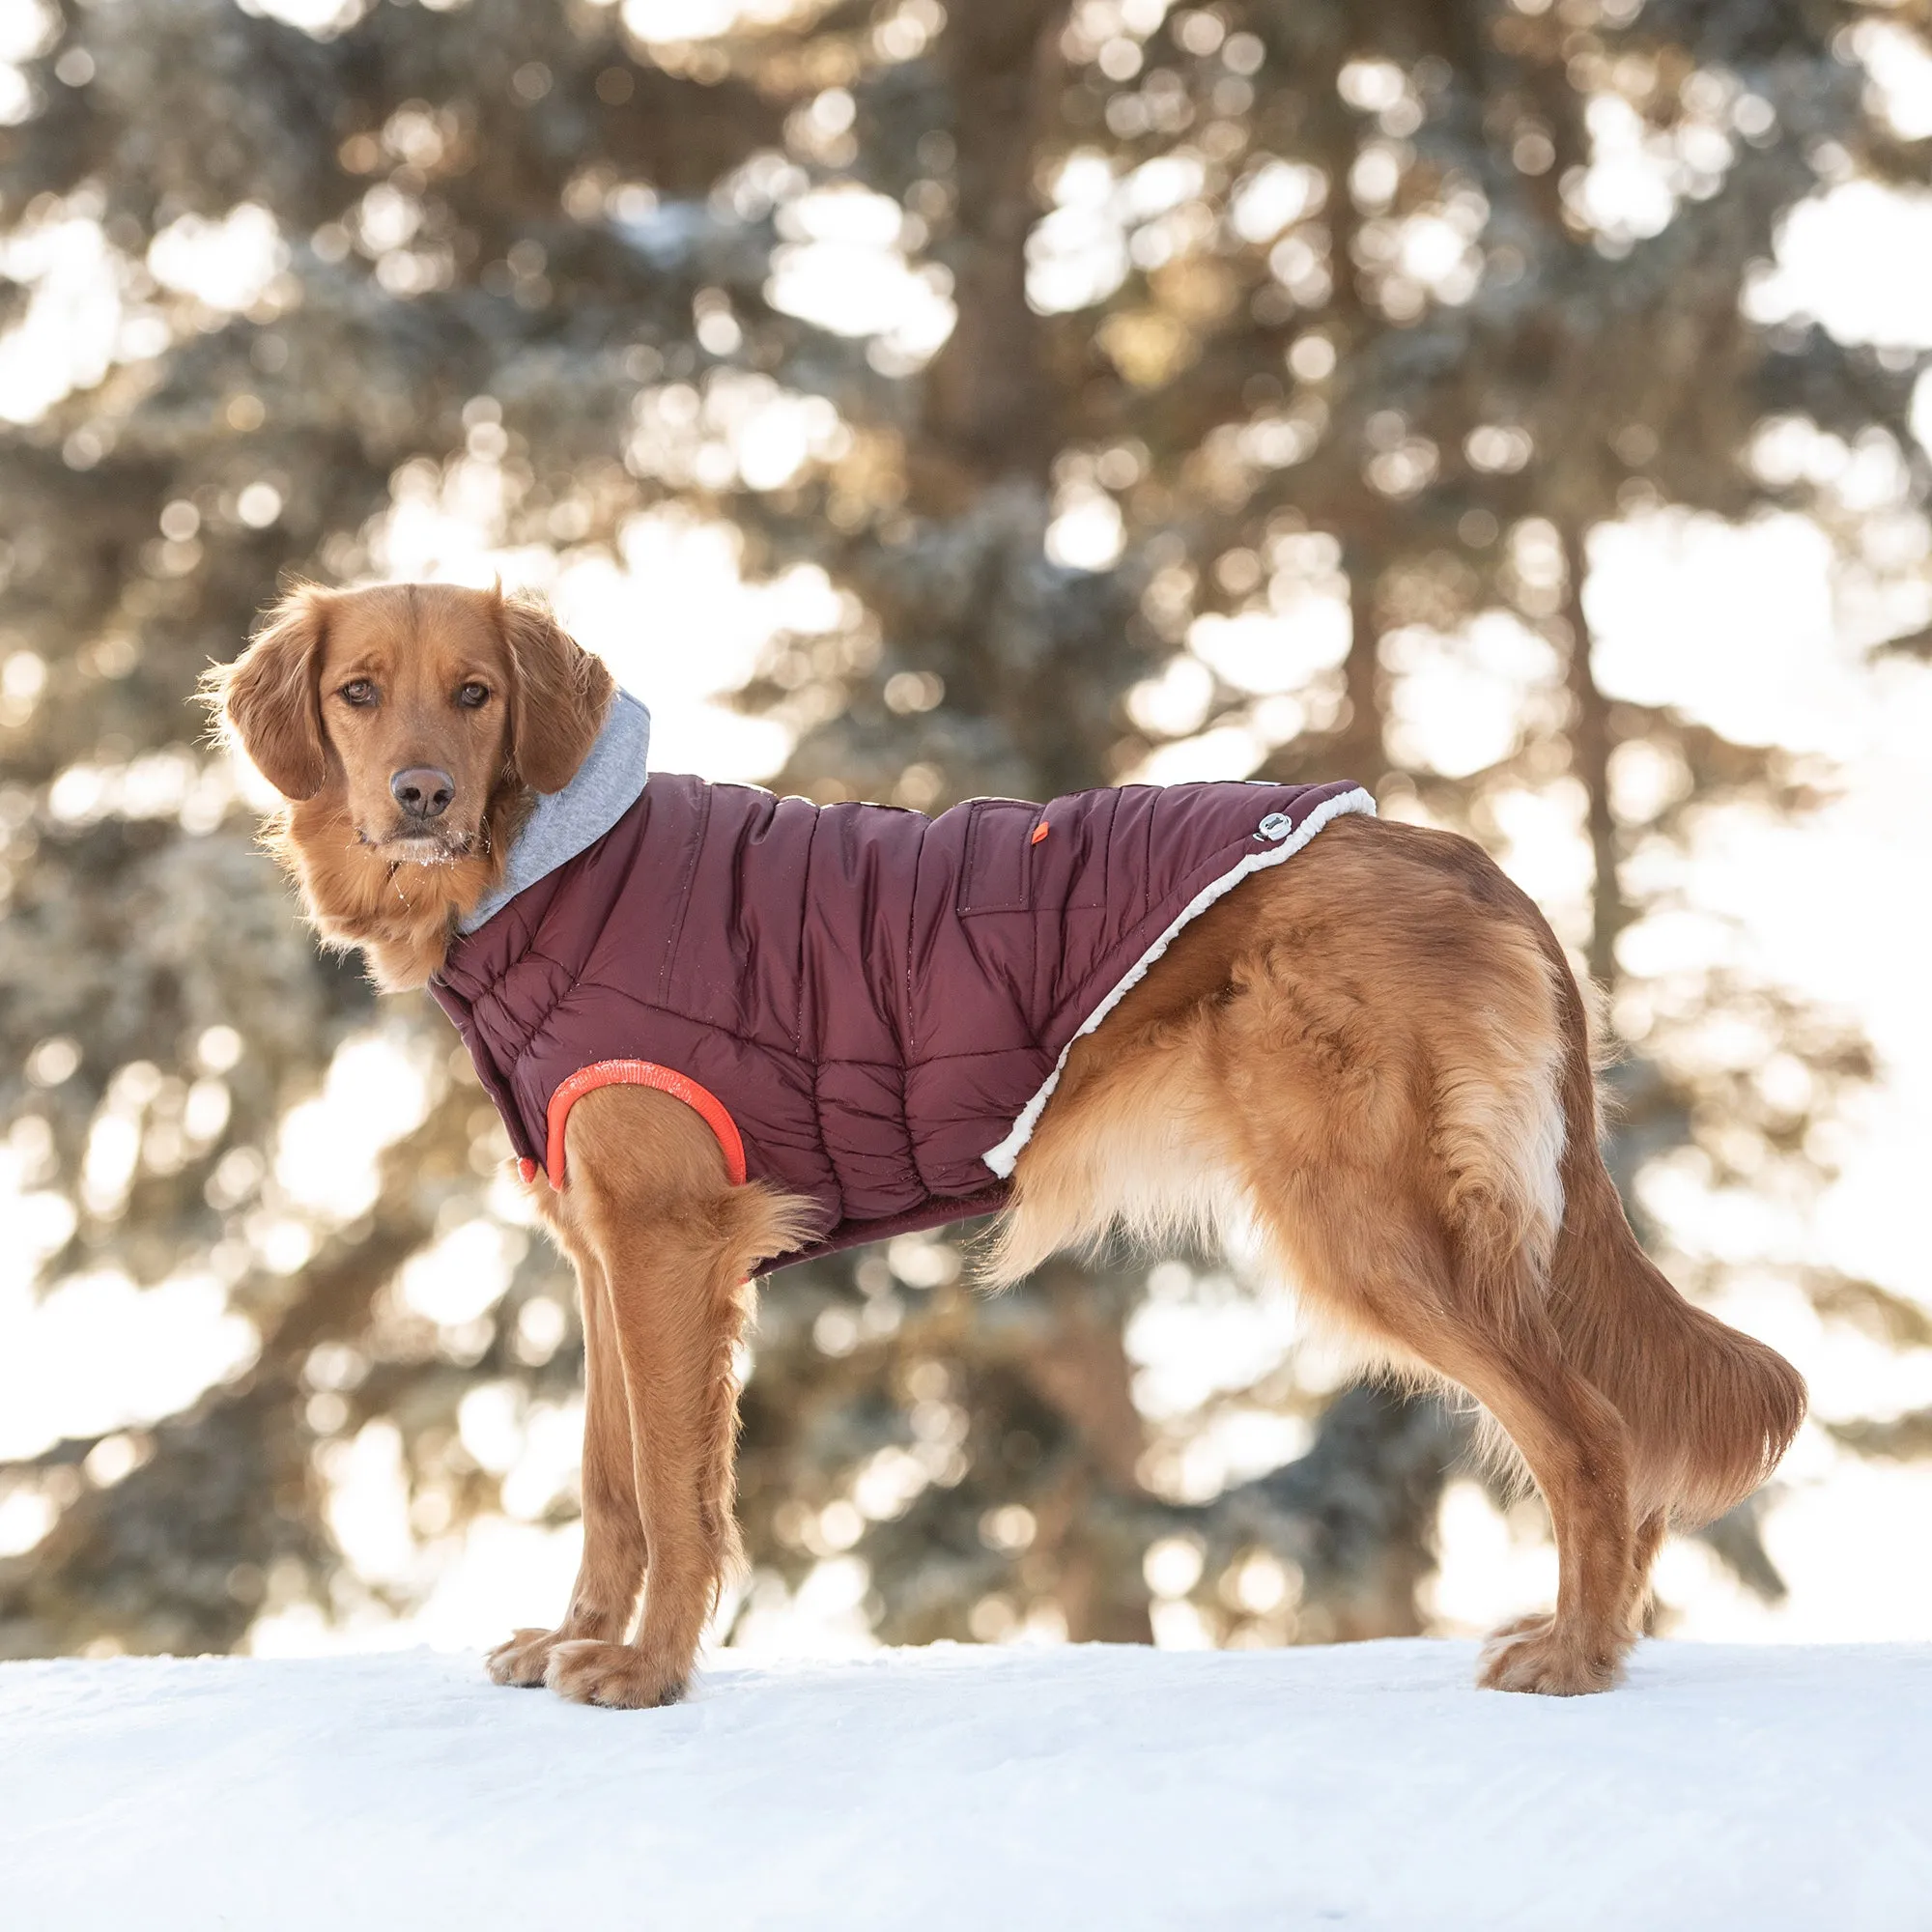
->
3, 1638, 1928, 1930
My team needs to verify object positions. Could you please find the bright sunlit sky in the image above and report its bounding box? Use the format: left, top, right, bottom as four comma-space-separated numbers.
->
4, 0, 1932, 1657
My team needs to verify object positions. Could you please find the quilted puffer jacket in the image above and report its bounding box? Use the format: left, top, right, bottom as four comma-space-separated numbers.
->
432, 755, 1371, 1267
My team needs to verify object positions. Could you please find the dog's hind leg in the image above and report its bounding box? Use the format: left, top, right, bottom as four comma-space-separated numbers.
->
1457, 1338, 1634, 1693
485, 1241, 647, 1688
1623, 1508, 1669, 1637
1245, 1159, 1638, 1694
1221, 1074, 1631, 1692
537, 1086, 816, 1710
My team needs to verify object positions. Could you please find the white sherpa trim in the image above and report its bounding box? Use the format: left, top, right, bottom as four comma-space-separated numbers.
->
980, 785, 1378, 1179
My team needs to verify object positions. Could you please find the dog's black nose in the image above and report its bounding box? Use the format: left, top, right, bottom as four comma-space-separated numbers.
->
391, 767, 455, 821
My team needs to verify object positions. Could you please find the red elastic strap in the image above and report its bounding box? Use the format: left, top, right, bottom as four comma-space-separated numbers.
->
524, 1060, 748, 1191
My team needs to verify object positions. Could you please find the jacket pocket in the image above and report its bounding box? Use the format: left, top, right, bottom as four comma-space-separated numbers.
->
955, 798, 1040, 915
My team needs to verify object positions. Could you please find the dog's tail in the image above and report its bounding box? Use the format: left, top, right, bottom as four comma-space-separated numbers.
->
1535, 936, 1806, 1526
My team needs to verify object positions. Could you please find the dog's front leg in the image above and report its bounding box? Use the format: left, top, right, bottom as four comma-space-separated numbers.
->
530, 1086, 804, 1711
486, 1244, 646, 1688
540, 1233, 750, 1709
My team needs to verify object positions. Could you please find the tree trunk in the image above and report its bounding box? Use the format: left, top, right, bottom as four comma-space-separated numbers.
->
1339, 549, 1387, 782
914, 0, 1071, 502
1561, 520, 1625, 991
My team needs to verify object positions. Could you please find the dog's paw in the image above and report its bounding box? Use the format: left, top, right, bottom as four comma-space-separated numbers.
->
543, 1638, 688, 1710
1477, 1616, 1623, 1696
486, 1626, 572, 1689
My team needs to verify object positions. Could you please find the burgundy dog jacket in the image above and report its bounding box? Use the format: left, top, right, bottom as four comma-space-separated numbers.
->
432, 768, 1372, 1266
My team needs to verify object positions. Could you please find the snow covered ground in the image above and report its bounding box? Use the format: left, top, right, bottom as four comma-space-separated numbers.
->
2, 1639, 1928, 1929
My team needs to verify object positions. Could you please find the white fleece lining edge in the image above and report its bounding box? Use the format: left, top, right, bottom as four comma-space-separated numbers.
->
979, 786, 1378, 1179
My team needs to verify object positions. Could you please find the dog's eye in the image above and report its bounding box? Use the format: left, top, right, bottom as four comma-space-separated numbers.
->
457, 683, 490, 710
340, 679, 376, 707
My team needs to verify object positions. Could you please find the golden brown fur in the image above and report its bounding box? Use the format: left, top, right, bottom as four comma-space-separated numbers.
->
203, 581, 611, 990
218, 582, 1805, 1704
987, 820, 1804, 1692
492, 1094, 816, 1707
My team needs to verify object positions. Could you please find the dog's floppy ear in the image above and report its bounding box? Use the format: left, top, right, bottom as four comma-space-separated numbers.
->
496, 594, 615, 794
214, 584, 331, 801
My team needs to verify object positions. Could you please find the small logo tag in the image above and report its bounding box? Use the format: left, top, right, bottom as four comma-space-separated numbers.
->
1256, 812, 1294, 841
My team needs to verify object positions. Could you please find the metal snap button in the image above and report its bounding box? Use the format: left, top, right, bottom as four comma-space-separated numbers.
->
1256, 812, 1293, 841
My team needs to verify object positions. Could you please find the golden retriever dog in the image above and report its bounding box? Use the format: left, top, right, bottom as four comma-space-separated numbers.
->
210, 580, 1804, 1705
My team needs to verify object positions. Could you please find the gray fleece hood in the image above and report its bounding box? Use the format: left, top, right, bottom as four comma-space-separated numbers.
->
459, 687, 651, 934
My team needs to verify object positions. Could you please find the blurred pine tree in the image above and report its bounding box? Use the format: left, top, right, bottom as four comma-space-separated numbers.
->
2, 0, 1926, 1657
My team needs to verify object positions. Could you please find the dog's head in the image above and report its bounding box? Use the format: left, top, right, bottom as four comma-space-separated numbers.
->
214, 582, 615, 862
